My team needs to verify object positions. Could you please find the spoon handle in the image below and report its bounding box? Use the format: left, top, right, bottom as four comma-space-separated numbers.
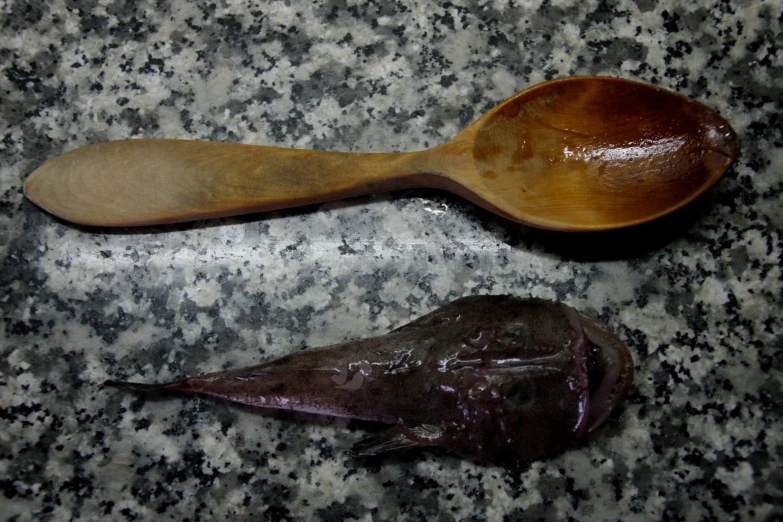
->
23, 139, 439, 227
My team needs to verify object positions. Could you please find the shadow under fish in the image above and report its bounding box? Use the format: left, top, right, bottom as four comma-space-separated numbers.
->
106, 295, 634, 464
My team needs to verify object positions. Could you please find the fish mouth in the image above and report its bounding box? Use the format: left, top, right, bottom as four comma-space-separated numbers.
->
578, 313, 635, 433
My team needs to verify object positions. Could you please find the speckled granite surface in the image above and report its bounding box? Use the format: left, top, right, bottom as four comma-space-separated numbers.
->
1, 1, 781, 520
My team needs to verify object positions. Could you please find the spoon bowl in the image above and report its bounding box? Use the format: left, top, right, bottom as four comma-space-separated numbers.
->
24, 76, 738, 230
448, 77, 738, 229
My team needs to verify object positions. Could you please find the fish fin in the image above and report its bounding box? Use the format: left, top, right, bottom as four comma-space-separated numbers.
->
348, 424, 444, 457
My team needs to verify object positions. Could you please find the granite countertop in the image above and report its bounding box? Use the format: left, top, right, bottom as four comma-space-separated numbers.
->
2, 1, 781, 520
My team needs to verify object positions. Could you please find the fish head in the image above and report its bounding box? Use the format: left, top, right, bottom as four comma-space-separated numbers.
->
455, 298, 634, 462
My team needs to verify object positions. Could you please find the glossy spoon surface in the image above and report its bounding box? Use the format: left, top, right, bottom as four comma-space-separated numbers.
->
24, 77, 738, 230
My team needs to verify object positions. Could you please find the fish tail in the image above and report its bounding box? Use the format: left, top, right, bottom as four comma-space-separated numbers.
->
103, 379, 188, 392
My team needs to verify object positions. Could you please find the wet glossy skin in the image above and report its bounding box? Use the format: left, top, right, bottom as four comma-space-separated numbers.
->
107, 296, 634, 464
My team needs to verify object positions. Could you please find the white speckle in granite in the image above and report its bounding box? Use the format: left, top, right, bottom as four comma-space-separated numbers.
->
695, 275, 729, 308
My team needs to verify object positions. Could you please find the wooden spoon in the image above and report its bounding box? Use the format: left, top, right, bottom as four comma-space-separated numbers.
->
24, 77, 738, 230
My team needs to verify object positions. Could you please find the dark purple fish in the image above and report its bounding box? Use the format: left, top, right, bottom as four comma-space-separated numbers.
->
106, 295, 634, 464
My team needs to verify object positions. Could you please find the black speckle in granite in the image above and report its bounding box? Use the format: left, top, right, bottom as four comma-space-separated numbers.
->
457, 105, 474, 127
662, 10, 681, 33
590, 38, 648, 64
316, 497, 364, 522
5, 317, 43, 336
262, 503, 294, 522
4, 61, 43, 93
134, 416, 152, 431
106, 3, 159, 42
138, 54, 166, 76
118, 107, 160, 136
338, 238, 359, 255
80, 305, 134, 345
312, 436, 335, 462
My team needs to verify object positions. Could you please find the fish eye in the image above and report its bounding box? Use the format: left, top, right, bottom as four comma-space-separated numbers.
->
587, 342, 607, 395
507, 382, 539, 403
503, 321, 532, 341
506, 323, 528, 336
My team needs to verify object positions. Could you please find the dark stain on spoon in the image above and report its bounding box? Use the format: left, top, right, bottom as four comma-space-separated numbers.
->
106, 295, 634, 464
